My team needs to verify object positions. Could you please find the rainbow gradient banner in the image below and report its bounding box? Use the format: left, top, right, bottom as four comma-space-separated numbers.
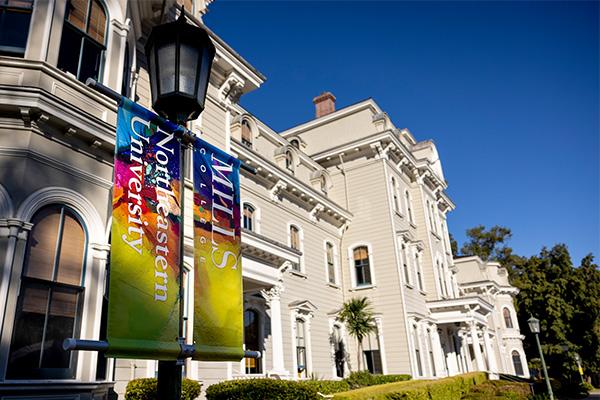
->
192, 138, 244, 361
108, 98, 182, 360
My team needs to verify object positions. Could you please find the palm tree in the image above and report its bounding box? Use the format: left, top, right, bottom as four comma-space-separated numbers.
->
338, 297, 376, 371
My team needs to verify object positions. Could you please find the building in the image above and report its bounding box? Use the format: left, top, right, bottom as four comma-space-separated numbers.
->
0, 0, 528, 398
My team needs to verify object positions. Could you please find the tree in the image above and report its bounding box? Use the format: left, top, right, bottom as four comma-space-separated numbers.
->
338, 297, 376, 371
449, 233, 459, 258
459, 225, 524, 276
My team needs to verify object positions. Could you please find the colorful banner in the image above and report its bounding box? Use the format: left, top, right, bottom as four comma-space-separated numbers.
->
108, 97, 182, 360
192, 138, 244, 361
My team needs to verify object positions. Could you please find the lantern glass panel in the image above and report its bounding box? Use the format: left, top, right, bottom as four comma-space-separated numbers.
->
157, 43, 176, 93
527, 317, 540, 334
196, 49, 211, 106
179, 42, 199, 95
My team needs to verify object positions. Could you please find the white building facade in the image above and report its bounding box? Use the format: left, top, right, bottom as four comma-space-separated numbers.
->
0, 1, 528, 398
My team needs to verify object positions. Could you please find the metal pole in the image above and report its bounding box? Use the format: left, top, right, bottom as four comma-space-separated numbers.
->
535, 333, 554, 400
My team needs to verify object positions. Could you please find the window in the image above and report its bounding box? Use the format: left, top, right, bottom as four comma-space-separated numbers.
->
430, 201, 438, 234
332, 325, 345, 378
437, 260, 447, 297
7, 205, 87, 379
241, 120, 252, 147
353, 246, 372, 287
244, 309, 261, 374
57, 0, 107, 83
512, 350, 524, 376
391, 177, 399, 212
401, 243, 411, 285
290, 139, 300, 149
405, 190, 414, 224
242, 203, 255, 232
326, 242, 336, 284
285, 151, 294, 173
503, 308, 514, 329
296, 319, 307, 378
289, 225, 301, 272
363, 329, 383, 374
0, 0, 34, 57
415, 252, 424, 291
412, 324, 423, 377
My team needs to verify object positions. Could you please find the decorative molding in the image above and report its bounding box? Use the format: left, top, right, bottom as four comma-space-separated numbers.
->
16, 186, 106, 244
0, 184, 14, 218
218, 71, 245, 105
261, 283, 284, 303
269, 180, 287, 202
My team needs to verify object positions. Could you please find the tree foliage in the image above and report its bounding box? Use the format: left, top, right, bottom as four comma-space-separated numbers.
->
339, 297, 376, 371
457, 225, 600, 387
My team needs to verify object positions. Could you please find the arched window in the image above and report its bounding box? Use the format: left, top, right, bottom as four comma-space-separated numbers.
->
57, 0, 108, 82
332, 325, 345, 378
242, 203, 255, 232
290, 139, 300, 149
289, 225, 302, 272
391, 177, 399, 212
325, 242, 336, 284
296, 318, 307, 378
437, 260, 446, 297
512, 350, 524, 376
401, 243, 411, 285
503, 308, 514, 329
415, 252, 424, 291
353, 246, 372, 287
405, 190, 414, 224
0, 0, 34, 57
7, 205, 87, 379
244, 309, 261, 374
285, 151, 294, 173
241, 120, 252, 147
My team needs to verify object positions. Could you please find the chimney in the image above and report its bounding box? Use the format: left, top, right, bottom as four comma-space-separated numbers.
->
313, 92, 336, 118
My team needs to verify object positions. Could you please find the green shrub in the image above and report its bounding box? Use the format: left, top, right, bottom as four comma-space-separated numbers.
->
205, 378, 318, 400
343, 371, 411, 389
125, 378, 202, 400
299, 380, 351, 394
333, 372, 487, 400
463, 380, 532, 400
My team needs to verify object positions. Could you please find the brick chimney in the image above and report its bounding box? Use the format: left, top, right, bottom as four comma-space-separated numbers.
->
313, 92, 336, 118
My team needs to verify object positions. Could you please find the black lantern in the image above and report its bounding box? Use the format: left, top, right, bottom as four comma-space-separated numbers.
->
528, 316, 540, 334
145, 9, 215, 124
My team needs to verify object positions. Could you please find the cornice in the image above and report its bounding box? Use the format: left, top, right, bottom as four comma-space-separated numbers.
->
231, 139, 352, 226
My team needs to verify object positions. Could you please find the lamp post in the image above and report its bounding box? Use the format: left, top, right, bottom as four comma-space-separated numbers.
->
528, 316, 554, 400
145, 7, 215, 400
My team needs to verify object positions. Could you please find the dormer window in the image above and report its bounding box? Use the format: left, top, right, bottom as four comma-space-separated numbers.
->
57, 0, 108, 83
0, 0, 34, 57
285, 151, 294, 173
241, 120, 252, 148
290, 139, 300, 149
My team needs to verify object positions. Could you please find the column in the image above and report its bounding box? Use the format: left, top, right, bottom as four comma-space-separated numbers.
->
430, 326, 447, 377
0, 219, 32, 379
261, 284, 288, 376
470, 323, 486, 371
482, 330, 499, 379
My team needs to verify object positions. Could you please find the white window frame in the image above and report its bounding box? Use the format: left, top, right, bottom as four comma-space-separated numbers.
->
287, 221, 304, 273
241, 200, 261, 234
415, 249, 425, 292
404, 189, 414, 224
347, 242, 376, 289
400, 240, 412, 286
291, 312, 312, 379
323, 240, 339, 286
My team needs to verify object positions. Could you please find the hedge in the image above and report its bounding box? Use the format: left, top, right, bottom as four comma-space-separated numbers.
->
205, 379, 319, 400
125, 378, 202, 400
298, 379, 351, 394
461, 380, 532, 400
344, 371, 411, 389
333, 372, 487, 399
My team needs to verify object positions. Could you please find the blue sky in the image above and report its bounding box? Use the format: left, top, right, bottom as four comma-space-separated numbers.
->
205, 1, 599, 264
